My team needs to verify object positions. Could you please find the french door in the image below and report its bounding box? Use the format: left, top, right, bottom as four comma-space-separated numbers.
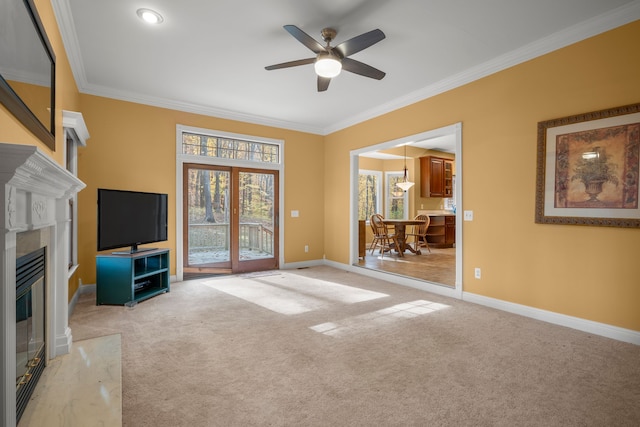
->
183, 163, 278, 275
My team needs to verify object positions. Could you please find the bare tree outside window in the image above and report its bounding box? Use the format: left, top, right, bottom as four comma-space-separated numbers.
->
359, 170, 381, 221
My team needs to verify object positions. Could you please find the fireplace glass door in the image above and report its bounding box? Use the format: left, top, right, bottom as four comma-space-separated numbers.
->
15, 279, 45, 383
15, 247, 46, 422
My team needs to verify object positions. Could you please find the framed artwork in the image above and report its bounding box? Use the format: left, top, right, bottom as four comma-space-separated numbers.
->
535, 103, 640, 227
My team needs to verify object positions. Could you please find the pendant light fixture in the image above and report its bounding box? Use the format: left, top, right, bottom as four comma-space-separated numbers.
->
396, 143, 414, 192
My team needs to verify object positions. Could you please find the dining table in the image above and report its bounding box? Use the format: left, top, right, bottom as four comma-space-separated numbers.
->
381, 218, 426, 255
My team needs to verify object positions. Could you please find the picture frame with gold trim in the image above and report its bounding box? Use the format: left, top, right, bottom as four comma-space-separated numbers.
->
535, 103, 640, 227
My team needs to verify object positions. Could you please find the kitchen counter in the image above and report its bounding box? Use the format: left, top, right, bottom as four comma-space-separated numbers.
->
416, 210, 455, 247
417, 210, 455, 216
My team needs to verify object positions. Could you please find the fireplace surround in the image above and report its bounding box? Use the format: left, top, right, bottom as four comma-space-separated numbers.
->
0, 144, 85, 426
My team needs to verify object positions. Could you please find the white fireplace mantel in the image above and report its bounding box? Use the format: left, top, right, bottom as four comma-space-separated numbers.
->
1, 143, 85, 427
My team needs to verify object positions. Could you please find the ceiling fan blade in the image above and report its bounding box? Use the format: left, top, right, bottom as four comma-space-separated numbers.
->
341, 57, 385, 80
283, 25, 326, 54
317, 76, 331, 92
265, 58, 315, 71
334, 29, 385, 58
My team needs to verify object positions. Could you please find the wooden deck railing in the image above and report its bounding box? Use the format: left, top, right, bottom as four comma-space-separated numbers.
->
188, 222, 273, 254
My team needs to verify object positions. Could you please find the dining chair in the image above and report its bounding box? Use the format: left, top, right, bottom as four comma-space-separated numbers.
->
369, 214, 401, 258
406, 214, 431, 253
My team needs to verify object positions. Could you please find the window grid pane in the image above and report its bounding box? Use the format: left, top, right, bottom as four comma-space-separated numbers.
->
358, 172, 379, 221
182, 132, 279, 164
387, 172, 406, 219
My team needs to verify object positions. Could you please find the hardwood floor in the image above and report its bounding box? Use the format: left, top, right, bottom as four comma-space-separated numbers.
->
356, 245, 456, 287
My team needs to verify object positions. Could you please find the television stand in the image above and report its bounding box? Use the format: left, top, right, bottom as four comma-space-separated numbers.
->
96, 248, 170, 305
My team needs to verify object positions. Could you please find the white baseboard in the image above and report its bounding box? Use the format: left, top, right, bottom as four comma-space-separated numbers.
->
68, 286, 80, 318
53, 326, 73, 357
68, 283, 95, 318
281, 259, 325, 269
319, 259, 640, 346
463, 291, 640, 346
326, 259, 461, 299
80, 283, 96, 294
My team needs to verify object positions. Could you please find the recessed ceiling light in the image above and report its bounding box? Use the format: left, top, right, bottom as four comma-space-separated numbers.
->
136, 8, 164, 25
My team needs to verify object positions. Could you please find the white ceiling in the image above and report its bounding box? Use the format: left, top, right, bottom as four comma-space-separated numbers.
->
52, 0, 640, 137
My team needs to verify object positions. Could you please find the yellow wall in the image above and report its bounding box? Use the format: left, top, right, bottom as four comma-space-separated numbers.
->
325, 21, 640, 331
75, 95, 325, 284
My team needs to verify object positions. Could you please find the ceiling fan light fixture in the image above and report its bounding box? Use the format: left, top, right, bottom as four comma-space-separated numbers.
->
314, 54, 342, 78
136, 8, 164, 25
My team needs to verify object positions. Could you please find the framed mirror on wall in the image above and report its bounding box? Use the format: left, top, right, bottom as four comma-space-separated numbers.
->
0, 0, 56, 150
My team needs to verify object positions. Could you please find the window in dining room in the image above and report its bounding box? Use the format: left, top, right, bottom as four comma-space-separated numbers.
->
386, 171, 408, 219
358, 170, 382, 221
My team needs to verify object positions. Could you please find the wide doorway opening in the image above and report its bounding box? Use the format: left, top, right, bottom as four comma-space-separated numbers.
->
351, 123, 462, 291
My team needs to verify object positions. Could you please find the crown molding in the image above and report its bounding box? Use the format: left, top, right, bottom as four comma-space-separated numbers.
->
324, 1, 640, 134
78, 83, 326, 135
50, 0, 89, 91
51, 0, 640, 136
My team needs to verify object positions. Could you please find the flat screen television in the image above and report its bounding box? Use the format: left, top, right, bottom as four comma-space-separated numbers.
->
97, 188, 168, 253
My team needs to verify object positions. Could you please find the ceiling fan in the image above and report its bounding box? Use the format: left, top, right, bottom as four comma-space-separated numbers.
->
265, 25, 386, 92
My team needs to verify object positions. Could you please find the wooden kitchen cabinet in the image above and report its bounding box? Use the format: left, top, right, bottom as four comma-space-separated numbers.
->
444, 215, 455, 245
443, 161, 453, 198
420, 156, 453, 198
425, 215, 455, 248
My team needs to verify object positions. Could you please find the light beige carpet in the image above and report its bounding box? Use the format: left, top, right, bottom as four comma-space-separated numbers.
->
70, 266, 640, 426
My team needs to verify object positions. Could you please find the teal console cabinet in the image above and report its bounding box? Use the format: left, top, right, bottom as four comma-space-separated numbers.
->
96, 249, 170, 305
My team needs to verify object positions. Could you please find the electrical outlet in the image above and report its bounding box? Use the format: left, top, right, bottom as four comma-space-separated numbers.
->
474, 268, 481, 279
304, 245, 309, 253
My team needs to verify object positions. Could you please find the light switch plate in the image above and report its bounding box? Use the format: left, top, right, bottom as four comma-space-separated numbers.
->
291, 210, 299, 217
464, 210, 473, 221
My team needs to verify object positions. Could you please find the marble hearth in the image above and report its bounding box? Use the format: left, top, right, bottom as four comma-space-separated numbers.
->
1, 144, 85, 426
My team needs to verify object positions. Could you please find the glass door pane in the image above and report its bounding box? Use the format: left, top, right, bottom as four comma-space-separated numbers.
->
235, 169, 278, 272
184, 164, 232, 273
184, 165, 278, 275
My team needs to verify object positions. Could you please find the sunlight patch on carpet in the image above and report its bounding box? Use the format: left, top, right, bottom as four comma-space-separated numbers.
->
309, 300, 450, 336
202, 274, 387, 315
254, 274, 388, 304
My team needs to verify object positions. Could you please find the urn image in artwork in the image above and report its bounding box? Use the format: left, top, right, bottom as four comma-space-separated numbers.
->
571, 146, 619, 202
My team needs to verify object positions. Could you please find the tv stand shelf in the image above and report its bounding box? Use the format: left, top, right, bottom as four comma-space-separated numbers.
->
96, 248, 170, 305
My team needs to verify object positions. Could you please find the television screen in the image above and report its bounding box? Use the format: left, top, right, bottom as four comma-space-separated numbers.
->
97, 189, 168, 252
